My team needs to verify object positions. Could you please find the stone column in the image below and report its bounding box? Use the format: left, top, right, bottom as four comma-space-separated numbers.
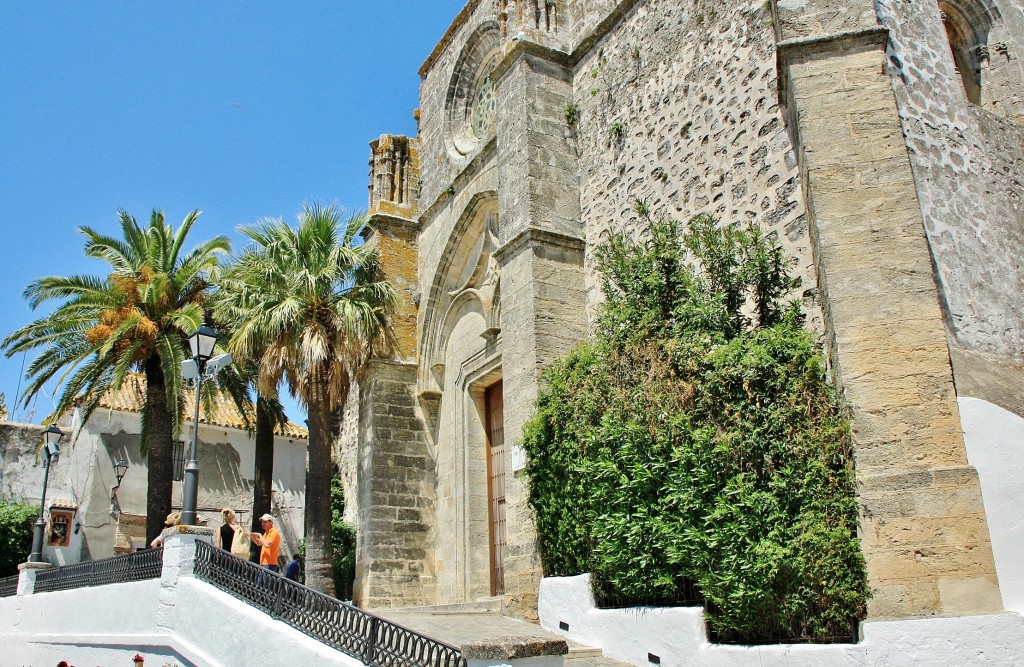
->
155, 528, 213, 631
353, 358, 436, 609
493, 44, 588, 620
17, 561, 52, 596
775, 0, 1002, 619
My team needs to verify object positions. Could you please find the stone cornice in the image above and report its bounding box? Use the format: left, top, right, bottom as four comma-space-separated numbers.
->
420, 0, 485, 79
777, 25, 889, 65
365, 213, 421, 240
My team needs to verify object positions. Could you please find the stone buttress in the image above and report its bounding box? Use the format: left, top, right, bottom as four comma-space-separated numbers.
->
774, 0, 1003, 619
353, 134, 437, 609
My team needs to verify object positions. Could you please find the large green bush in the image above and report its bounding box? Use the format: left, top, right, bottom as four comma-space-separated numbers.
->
0, 501, 38, 576
522, 215, 868, 643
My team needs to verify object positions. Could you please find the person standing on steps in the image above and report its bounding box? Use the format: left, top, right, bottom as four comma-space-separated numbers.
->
248, 513, 282, 572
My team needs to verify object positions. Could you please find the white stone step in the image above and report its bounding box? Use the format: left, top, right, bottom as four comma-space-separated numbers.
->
566, 645, 604, 660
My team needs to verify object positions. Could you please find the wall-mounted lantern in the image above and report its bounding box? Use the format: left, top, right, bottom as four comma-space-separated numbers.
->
110, 458, 130, 514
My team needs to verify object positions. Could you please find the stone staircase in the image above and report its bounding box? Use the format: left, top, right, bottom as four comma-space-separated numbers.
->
370, 598, 625, 667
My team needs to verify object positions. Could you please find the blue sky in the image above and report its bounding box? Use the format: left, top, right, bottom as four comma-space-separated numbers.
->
0, 2, 466, 425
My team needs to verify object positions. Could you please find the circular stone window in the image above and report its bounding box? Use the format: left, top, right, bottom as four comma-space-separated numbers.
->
445, 23, 501, 158
469, 55, 498, 140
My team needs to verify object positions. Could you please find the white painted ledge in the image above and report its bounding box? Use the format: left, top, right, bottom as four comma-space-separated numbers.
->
959, 396, 1024, 615
539, 574, 1024, 666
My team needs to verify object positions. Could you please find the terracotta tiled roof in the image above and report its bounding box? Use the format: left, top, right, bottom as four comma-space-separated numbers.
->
49, 498, 79, 510
96, 373, 308, 439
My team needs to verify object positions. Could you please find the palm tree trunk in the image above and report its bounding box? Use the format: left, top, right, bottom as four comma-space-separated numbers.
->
249, 393, 275, 561
304, 397, 335, 595
144, 355, 175, 545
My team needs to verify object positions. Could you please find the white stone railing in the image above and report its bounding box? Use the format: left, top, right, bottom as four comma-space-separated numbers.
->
0, 531, 567, 667
0, 530, 361, 667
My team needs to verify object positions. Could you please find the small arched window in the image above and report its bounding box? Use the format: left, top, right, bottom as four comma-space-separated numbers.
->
937, 0, 997, 106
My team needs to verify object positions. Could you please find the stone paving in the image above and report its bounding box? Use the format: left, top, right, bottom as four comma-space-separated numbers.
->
372, 607, 630, 667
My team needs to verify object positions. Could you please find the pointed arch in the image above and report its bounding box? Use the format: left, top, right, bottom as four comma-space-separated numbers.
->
418, 191, 500, 393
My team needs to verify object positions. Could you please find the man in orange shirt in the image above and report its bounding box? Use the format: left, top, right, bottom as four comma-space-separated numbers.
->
248, 513, 282, 572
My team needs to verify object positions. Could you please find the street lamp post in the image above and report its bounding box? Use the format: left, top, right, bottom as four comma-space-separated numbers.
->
180, 324, 218, 526
29, 425, 63, 563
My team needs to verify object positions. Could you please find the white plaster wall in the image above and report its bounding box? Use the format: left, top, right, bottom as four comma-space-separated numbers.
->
960, 396, 1024, 615
16, 406, 310, 566
539, 574, 1024, 667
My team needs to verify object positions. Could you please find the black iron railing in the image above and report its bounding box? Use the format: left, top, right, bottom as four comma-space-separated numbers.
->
193, 541, 465, 667
33, 548, 164, 594
0, 574, 18, 598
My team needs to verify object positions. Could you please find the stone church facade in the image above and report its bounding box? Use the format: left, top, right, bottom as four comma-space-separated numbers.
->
340, 0, 1024, 626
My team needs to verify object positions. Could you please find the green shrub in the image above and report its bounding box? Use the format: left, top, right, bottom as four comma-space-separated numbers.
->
0, 501, 38, 576
331, 475, 357, 599
522, 215, 868, 643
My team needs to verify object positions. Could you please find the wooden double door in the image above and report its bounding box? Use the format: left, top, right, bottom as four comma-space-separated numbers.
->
484, 381, 506, 596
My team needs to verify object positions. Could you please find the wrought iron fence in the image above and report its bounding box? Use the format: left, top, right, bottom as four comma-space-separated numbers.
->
193, 541, 465, 667
0, 574, 18, 598
33, 548, 163, 594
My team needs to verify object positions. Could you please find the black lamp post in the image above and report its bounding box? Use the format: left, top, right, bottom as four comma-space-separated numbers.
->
114, 459, 129, 486
180, 324, 218, 526
29, 425, 63, 563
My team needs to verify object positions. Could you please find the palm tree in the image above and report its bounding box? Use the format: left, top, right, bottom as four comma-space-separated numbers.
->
2, 210, 229, 543
217, 202, 395, 594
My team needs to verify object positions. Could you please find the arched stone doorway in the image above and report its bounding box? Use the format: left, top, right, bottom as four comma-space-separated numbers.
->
420, 193, 504, 603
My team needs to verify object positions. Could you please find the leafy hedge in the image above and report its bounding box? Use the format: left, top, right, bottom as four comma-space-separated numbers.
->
522, 216, 868, 643
331, 475, 357, 599
0, 501, 38, 577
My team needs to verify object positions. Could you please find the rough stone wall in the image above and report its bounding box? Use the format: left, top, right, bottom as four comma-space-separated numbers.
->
877, 0, 1024, 367
571, 0, 821, 330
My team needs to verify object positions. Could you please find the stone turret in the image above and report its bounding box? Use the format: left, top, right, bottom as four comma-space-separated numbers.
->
366, 133, 421, 361
496, 0, 567, 51
369, 134, 420, 222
